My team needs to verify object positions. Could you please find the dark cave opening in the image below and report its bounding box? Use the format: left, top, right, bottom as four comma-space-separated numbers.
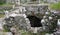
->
27, 15, 42, 27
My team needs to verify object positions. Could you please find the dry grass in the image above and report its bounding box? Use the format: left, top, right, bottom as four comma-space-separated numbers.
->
0, 14, 4, 18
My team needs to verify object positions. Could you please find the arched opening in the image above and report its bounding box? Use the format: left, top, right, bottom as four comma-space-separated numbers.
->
27, 15, 42, 27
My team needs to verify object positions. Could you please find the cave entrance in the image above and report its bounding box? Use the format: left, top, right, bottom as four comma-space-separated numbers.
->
27, 15, 42, 27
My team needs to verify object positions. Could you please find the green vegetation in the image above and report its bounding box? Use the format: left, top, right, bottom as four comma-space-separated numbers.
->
0, 0, 13, 6
0, 3, 13, 6
50, 2, 60, 10
32, 0, 37, 1
3, 25, 11, 32
0, 0, 6, 5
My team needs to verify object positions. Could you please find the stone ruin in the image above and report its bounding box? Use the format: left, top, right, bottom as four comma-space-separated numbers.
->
3, 3, 57, 34
4, 4, 48, 32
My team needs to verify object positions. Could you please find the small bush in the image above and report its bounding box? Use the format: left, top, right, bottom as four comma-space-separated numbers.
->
3, 25, 11, 32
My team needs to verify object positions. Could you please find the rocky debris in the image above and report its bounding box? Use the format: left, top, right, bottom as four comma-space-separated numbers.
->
43, 0, 60, 3
54, 31, 60, 35
0, 32, 12, 35
45, 33, 53, 35
0, 5, 13, 10
0, 18, 4, 31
